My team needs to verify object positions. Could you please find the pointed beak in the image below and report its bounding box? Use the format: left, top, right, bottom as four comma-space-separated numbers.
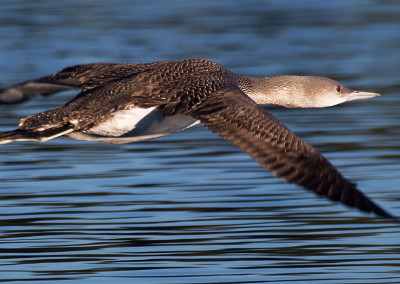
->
345, 91, 380, 102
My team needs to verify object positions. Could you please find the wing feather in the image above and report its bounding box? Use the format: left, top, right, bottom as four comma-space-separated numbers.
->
177, 87, 395, 220
0, 62, 172, 104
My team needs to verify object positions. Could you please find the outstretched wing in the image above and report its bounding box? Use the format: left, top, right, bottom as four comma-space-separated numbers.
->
174, 86, 396, 220
0, 62, 173, 104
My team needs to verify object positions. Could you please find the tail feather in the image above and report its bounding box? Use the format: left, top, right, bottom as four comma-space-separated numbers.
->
0, 126, 74, 145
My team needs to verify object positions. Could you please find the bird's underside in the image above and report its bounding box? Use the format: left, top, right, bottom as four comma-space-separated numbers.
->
0, 59, 396, 221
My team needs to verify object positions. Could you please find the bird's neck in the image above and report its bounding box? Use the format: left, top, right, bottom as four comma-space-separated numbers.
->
234, 74, 296, 107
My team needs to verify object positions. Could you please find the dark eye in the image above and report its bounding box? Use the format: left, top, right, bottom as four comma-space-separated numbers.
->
336, 85, 341, 92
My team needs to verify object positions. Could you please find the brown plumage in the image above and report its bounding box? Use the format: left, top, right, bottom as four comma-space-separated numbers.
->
0, 59, 395, 220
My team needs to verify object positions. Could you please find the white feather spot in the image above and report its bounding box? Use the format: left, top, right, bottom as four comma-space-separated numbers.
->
87, 107, 157, 136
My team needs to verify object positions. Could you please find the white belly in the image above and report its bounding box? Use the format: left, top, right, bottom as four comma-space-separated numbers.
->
66, 106, 199, 144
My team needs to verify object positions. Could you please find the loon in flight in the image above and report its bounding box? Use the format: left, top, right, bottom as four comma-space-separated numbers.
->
0, 59, 394, 220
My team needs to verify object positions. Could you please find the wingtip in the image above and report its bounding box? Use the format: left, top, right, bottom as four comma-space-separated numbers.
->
364, 198, 399, 223
0, 87, 27, 104
374, 208, 399, 223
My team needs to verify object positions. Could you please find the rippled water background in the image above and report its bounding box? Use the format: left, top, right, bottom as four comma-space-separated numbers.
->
0, 0, 400, 283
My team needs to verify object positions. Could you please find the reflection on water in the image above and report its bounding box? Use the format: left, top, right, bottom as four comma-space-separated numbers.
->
1, 0, 400, 283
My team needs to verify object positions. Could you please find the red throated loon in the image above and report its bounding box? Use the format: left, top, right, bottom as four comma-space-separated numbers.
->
0, 59, 395, 220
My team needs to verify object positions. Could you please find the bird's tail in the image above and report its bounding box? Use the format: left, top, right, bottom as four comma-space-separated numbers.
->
0, 126, 74, 145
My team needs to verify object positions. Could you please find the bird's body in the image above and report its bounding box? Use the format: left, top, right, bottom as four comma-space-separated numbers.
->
0, 59, 394, 220
67, 107, 199, 144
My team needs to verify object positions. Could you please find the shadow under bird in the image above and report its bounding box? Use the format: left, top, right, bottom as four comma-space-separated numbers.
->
0, 59, 396, 221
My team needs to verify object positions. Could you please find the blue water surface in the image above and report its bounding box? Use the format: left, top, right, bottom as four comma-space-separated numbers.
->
0, 0, 400, 283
